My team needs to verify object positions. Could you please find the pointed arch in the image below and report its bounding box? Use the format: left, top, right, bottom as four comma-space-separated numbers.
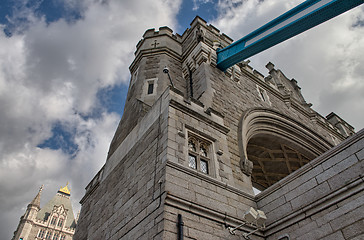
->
238, 108, 333, 189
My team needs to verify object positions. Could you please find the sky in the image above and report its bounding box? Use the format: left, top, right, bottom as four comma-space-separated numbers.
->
0, 0, 363, 239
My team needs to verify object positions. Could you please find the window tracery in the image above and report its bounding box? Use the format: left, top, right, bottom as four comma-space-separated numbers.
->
188, 135, 211, 174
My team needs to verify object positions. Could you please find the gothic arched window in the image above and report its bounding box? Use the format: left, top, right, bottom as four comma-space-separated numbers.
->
51, 216, 58, 225
45, 231, 52, 240
188, 134, 211, 174
57, 218, 64, 228
53, 233, 59, 240
37, 229, 46, 238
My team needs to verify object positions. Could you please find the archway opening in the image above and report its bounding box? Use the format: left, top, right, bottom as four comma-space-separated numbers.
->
247, 133, 316, 190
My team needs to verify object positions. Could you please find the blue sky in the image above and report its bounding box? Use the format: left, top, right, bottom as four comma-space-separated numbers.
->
1, 0, 363, 238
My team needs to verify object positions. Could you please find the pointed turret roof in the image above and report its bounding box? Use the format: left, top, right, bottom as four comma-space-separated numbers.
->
29, 185, 43, 208
37, 183, 76, 229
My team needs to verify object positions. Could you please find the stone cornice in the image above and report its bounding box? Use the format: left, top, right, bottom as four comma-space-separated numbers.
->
166, 160, 254, 201
170, 98, 229, 134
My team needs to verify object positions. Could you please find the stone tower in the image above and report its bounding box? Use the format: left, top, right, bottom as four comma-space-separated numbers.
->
12, 184, 77, 240
74, 17, 363, 240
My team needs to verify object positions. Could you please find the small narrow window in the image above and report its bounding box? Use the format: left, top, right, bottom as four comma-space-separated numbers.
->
45, 231, 52, 240
259, 88, 266, 101
38, 229, 46, 238
53, 233, 59, 240
51, 216, 57, 225
147, 82, 154, 94
60, 235, 66, 240
57, 218, 64, 227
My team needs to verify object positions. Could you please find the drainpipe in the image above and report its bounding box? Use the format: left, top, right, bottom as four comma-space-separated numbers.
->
177, 214, 184, 240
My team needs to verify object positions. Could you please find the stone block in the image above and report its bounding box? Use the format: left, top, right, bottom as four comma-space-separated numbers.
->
196, 193, 237, 216
342, 219, 364, 239
296, 223, 332, 240
259, 195, 286, 214
320, 231, 345, 240
188, 226, 221, 240
329, 204, 364, 231
322, 138, 364, 170
265, 202, 293, 225
285, 178, 318, 202
327, 160, 364, 191
286, 165, 323, 191
356, 147, 364, 161
166, 181, 196, 202
317, 154, 358, 184
290, 182, 331, 211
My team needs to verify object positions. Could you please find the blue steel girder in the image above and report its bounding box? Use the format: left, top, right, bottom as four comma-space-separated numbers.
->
216, 0, 364, 71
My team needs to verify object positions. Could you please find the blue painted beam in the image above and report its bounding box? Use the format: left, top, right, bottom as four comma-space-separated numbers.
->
216, 0, 364, 71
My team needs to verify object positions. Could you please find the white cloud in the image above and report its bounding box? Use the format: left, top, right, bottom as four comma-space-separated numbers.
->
193, 0, 213, 11
0, 0, 182, 238
212, 0, 364, 130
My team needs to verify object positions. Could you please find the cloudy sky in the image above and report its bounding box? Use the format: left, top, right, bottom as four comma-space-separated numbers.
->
1, 0, 363, 238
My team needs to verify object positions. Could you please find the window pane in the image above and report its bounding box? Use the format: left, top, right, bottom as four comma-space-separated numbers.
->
188, 155, 196, 169
46, 232, 52, 240
51, 217, 57, 225
38, 230, 45, 238
188, 140, 196, 152
147, 82, 154, 94
200, 145, 207, 157
200, 159, 208, 174
58, 218, 64, 227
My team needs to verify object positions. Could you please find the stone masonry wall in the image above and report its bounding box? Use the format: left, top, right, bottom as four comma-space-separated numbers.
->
256, 129, 364, 240
74, 92, 170, 240
75, 16, 361, 240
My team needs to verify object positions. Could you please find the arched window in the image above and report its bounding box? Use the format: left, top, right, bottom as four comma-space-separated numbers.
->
51, 216, 58, 225
53, 233, 59, 240
57, 218, 64, 228
37, 229, 46, 238
45, 231, 52, 240
188, 135, 211, 174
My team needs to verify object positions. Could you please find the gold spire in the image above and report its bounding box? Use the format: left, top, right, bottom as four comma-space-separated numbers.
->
58, 182, 71, 195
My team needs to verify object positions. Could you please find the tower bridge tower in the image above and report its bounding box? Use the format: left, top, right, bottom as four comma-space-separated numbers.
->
74, 17, 363, 240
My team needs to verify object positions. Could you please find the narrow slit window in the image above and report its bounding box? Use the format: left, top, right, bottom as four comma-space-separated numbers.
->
259, 88, 266, 101
51, 216, 57, 225
57, 218, 64, 227
147, 82, 154, 94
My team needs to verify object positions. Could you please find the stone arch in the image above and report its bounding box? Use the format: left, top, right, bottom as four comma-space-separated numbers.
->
238, 108, 333, 190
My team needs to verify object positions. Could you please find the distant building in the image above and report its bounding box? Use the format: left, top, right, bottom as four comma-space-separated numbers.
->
12, 184, 77, 240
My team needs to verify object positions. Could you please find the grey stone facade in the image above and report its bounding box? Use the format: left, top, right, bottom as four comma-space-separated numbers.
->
74, 17, 362, 240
